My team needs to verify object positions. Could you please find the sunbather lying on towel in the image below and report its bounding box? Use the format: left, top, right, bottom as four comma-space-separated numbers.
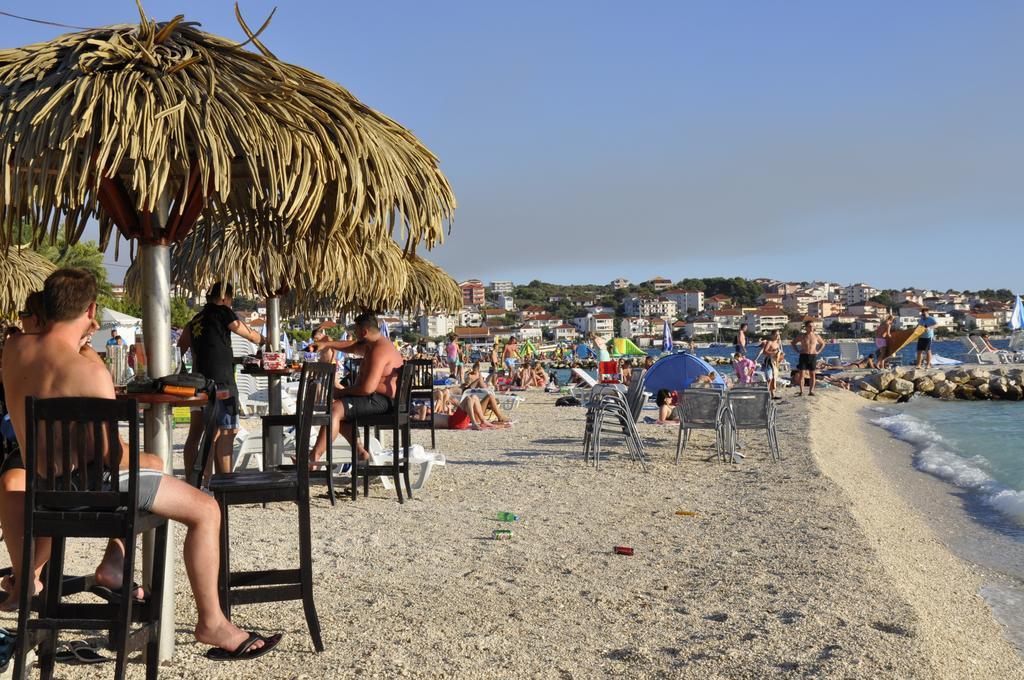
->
414, 388, 511, 430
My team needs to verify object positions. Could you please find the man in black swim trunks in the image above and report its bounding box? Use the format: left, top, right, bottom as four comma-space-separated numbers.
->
308, 311, 403, 463
791, 320, 826, 396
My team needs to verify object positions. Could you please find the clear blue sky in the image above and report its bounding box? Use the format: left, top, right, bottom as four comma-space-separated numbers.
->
2, 1, 1021, 292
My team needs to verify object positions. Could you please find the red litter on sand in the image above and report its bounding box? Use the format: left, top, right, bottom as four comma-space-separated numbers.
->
613, 546, 634, 556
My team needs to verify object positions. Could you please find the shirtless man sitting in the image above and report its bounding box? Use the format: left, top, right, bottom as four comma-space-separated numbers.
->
0, 269, 280, 661
308, 311, 403, 464
791, 321, 827, 396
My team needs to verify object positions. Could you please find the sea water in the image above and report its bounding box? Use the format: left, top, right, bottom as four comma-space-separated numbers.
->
870, 398, 1024, 651
871, 400, 1024, 526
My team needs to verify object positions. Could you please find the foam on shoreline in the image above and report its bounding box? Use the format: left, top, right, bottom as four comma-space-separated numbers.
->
870, 409, 1024, 523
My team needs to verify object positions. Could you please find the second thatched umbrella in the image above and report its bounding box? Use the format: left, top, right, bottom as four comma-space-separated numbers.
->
0, 247, 56, 320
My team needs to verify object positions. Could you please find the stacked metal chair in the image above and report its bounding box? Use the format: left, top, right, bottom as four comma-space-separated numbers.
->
582, 370, 649, 471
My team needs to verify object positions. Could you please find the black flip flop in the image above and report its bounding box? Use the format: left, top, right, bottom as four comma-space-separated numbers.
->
89, 582, 149, 605
205, 632, 282, 662
55, 640, 108, 665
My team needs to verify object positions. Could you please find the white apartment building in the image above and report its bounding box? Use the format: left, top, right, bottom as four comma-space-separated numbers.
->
497, 293, 515, 311
685, 321, 718, 338
553, 324, 579, 342
782, 294, 817, 315
420, 314, 456, 337
458, 309, 483, 327
965, 313, 1000, 332
624, 296, 678, 318
710, 308, 744, 329
664, 289, 704, 314
844, 283, 878, 306
573, 314, 615, 336
610, 277, 630, 290
744, 307, 789, 334
620, 317, 653, 339
490, 280, 513, 295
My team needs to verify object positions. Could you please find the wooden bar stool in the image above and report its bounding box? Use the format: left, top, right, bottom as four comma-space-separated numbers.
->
207, 382, 324, 652
13, 396, 167, 680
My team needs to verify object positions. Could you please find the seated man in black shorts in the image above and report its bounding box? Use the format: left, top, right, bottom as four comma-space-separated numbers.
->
791, 320, 826, 396
308, 312, 403, 464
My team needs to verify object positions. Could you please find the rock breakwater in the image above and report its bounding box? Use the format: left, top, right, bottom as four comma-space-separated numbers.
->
855, 367, 1024, 402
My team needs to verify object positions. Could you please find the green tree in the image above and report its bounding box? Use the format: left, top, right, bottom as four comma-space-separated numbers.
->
170, 297, 194, 328
36, 238, 113, 297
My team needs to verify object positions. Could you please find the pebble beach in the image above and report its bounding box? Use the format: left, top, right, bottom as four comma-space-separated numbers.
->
2, 389, 1021, 679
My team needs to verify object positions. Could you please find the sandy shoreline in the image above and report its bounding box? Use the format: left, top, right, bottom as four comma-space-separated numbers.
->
1, 389, 1020, 678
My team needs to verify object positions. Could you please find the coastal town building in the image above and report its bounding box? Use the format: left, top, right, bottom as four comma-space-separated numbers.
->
744, 306, 788, 334
808, 300, 842, 319
522, 314, 564, 330
489, 280, 513, 294
645, 276, 673, 292
847, 301, 888, 317
553, 324, 579, 342
965, 312, 1000, 332
823, 314, 857, 330
459, 279, 486, 306
685, 320, 718, 339
782, 294, 817, 315
710, 308, 744, 330
664, 289, 704, 314
759, 292, 784, 307
517, 305, 547, 320
705, 294, 733, 311
610, 277, 630, 290
454, 326, 492, 342
420, 314, 456, 338
624, 296, 678, 318
620, 317, 653, 339
573, 313, 615, 336
458, 309, 483, 327
843, 283, 878, 306
497, 293, 515, 311
853, 316, 881, 335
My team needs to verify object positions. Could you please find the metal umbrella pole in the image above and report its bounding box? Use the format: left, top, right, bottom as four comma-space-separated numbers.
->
140, 192, 176, 662
265, 294, 283, 467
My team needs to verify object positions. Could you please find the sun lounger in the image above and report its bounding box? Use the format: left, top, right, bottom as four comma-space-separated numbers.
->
962, 336, 1010, 364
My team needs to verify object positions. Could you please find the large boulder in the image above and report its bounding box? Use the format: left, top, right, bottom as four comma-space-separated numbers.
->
890, 378, 915, 395
1007, 384, 1024, 401
876, 390, 901, 403
990, 378, 1009, 399
976, 382, 992, 399
956, 384, 977, 400
914, 377, 935, 394
930, 371, 946, 384
856, 380, 879, 395
969, 368, 991, 381
946, 369, 971, 384
932, 381, 956, 399
857, 390, 877, 401
969, 377, 989, 388
868, 371, 896, 391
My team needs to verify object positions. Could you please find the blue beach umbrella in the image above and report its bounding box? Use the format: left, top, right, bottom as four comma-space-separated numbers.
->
1011, 295, 1024, 331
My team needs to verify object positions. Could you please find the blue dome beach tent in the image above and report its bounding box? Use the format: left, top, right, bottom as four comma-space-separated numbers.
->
644, 353, 726, 393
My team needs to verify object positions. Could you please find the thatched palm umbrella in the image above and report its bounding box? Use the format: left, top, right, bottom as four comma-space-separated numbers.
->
0, 247, 56, 320
0, 7, 454, 659
399, 253, 463, 314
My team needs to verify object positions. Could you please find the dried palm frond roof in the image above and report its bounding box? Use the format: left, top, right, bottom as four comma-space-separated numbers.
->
0, 3, 455, 253
123, 222, 459, 313
0, 246, 56, 319
399, 253, 462, 314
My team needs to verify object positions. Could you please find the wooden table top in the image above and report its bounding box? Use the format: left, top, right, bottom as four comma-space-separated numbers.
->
115, 391, 209, 406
